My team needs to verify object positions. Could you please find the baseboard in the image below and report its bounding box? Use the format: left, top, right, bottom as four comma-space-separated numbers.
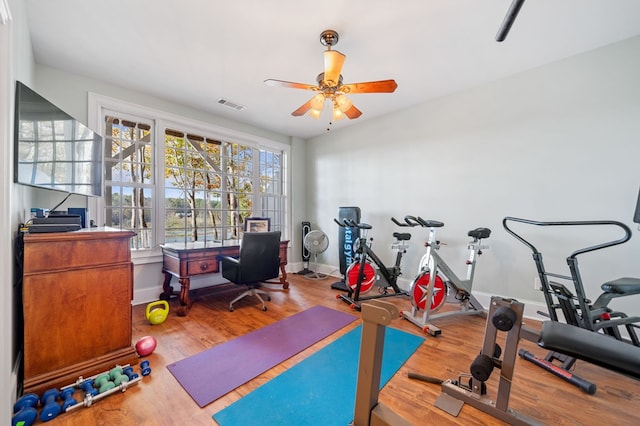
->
143, 261, 550, 323
291, 262, 549, 322
133, 272, 242, 306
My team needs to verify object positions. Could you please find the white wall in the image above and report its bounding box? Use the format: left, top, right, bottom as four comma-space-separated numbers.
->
1, 7, 14, 424
4, 0, 38, 420
306, 36, 640, 316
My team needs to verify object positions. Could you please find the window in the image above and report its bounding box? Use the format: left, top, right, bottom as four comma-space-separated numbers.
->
103, 114, 154, 250
91, 96, 288, 254
163, 129, 285, 244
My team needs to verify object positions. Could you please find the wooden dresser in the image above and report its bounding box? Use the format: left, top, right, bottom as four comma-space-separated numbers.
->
21, 227, 138, 395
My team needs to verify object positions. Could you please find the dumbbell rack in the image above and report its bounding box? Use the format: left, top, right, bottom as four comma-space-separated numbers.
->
13, 361, 151, 426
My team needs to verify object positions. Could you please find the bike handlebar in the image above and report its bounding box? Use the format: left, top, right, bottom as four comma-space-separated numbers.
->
333, 218, 372, 230
391, 215, 446, 228
502, 216, 632, 259
391, 217, 409, 227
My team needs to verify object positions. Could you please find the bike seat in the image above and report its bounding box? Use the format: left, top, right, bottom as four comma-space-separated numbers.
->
601, 277, 640, 295
393, 232, 412, 241
468, 227, 491, 239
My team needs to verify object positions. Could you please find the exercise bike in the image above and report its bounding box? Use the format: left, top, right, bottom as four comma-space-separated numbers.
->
398, 215, 490, 336
334, 218, 410, 310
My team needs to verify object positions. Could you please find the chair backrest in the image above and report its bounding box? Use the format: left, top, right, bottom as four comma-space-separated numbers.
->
237, 231, 281, 283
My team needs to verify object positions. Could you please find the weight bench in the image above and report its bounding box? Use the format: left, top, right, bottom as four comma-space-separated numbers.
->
538, 320, 640, 380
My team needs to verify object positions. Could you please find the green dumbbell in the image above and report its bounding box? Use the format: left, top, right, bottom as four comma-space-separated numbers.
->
94, 374, 116, 393
109, 367, 130, 386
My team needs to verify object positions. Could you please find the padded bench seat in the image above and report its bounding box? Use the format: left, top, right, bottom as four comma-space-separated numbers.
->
538, 321, 640, 380
601, 277, 640, 295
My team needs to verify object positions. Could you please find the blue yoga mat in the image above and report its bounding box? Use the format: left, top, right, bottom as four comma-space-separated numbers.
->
212, 325, 424, 426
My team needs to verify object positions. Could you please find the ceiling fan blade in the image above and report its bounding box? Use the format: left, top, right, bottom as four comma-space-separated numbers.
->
324, 50, 346, 86
341, 79, 398, 94
291, 99, 313, 116
264, 79, 318, 91
343, 104, 362, 120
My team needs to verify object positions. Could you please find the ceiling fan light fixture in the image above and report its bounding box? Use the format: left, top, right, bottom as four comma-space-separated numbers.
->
335, 94, 352, 113
309, 108, 322, 120
332, 104, 345, 121
310, 93, 325, 111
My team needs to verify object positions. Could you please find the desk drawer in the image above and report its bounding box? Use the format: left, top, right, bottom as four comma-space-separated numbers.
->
186, 259, 219, 275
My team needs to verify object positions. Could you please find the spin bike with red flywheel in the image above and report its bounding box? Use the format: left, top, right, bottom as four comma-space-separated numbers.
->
334, 218, 410, 311
399, 216, 491, 336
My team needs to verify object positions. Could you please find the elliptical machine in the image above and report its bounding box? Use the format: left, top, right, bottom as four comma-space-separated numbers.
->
503, 215, 640, 393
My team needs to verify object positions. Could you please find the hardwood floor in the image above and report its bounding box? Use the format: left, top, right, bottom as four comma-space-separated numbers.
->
42, 274, 639, 425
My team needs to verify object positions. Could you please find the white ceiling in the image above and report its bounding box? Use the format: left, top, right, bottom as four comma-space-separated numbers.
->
25, 0, 640, 139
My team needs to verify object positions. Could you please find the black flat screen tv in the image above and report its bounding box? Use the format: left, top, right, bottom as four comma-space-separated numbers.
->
14, 81, 103, 197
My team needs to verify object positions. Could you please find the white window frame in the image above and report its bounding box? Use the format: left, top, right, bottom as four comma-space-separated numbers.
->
88, 93, 290, 263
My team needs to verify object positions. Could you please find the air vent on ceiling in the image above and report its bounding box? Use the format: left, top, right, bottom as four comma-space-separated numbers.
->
217, 98, 246, 111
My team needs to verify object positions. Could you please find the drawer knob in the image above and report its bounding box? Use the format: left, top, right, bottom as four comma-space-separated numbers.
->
200, 263, 209, 271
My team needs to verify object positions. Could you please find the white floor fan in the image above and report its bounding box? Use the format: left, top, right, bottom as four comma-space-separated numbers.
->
303, 230, 329, 280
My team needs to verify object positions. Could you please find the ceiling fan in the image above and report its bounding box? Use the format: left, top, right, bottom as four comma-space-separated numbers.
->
264, 29, 398, 121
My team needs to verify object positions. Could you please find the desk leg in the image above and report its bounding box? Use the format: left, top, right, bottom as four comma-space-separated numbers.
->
159, 272, 193, 316
264, 262, 289, 289
177, 277, 193, 316
280, 263, 289, 289
160, 271, 174, 300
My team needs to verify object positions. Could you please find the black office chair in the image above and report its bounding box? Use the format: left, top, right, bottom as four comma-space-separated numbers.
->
221, 231, 281, 312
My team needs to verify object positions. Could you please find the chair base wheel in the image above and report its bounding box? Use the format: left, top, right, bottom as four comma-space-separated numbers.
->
229, 306, 234, 312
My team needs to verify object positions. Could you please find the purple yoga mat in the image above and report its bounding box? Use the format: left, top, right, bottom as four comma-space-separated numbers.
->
166, 305, 358, 407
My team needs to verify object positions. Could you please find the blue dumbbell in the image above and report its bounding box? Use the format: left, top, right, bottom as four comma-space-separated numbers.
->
80, 379, 99, 397
12, 393, 38, 426
123, 366, 139, 380
140, 360, 152, 376
39, 389, 61, 422
60, 388, 77, 412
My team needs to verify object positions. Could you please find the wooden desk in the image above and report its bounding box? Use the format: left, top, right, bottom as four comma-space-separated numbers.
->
160, 240, 289, 315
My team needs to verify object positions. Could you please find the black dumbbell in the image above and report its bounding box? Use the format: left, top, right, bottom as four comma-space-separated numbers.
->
140, 360, 151, 376
39, 389, 61, 422
12, 393, 38, 426
60, 388, 77, 412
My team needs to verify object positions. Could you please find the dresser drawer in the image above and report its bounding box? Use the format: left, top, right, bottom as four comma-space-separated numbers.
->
186, 259, 220, 276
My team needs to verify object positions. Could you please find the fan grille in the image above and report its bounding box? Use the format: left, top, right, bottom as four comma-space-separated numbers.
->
304, 230, 329, 254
